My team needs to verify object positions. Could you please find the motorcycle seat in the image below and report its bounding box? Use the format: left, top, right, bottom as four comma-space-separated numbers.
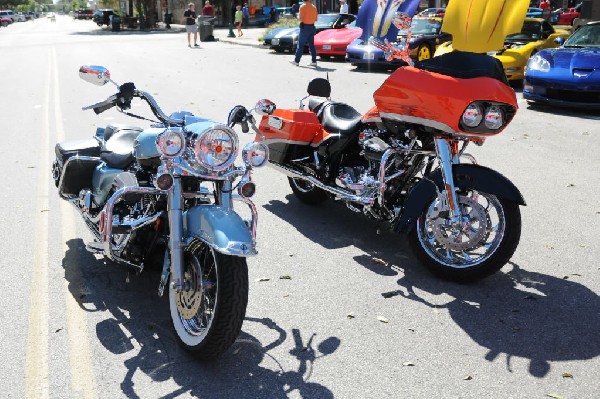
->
103, 124, 143, 142
100, 129, 141, 169
310, 99, 362, 135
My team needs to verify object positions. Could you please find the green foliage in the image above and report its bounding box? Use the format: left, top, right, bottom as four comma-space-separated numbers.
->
259, 16, 299, 40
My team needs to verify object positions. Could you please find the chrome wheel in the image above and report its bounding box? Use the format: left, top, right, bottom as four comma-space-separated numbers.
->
417, 191, 505, 268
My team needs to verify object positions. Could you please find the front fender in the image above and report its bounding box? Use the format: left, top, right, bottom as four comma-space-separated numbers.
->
184, 205, 257, 257
395, 164, 526, 234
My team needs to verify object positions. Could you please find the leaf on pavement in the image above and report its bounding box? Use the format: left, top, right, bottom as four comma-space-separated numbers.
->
463, 375, 473, 380
567, 183, 575, 187
402, 362, 415, 366
256, 277, 270, 282
347, 313, 355, 319
562, 373, 573, 378
545, 394, 564, 399
377, 316, 389, 323
372, 258, 387, 266
279, 275, 292, 280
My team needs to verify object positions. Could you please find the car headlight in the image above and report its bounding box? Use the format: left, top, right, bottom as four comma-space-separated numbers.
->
192, 126, 238, 171
527, 54, 550, 72
242, 142, 269, 167
461, 103, 483, 127
156, 128, 186, 158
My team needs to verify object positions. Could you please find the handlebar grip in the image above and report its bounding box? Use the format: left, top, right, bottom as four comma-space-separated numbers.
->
93, 101, 116, 114
241, 120, 249, 133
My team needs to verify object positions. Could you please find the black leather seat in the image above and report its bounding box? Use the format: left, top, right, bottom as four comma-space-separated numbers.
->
101, 129, 141, 169
308, 98, 362, 136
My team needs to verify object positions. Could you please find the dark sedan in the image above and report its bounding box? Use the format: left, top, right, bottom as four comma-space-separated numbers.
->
263, 13, 356, 53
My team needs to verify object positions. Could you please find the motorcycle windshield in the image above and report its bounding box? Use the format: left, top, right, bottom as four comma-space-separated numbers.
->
441, 0, 529, 53
356, 0, 420, 42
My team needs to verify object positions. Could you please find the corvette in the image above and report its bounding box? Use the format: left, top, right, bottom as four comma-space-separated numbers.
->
435, 18, 569, 82
523, 21, 600, 109
314, 20, 362, 58
345, 17, 451, 68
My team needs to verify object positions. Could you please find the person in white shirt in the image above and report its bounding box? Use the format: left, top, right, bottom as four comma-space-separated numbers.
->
339, 0, 349, 14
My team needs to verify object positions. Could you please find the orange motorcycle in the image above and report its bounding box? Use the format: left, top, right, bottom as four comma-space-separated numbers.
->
228, 6, 528, 282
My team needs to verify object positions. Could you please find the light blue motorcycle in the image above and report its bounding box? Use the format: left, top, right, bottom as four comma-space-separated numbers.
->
52, 65, 270, 359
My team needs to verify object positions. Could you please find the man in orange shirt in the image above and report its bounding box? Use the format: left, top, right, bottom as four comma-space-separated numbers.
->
291, 0, 318, 67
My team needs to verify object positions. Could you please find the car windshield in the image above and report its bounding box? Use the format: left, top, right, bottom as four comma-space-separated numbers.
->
399, 18, 442, 35
564, 24, 600, 47
316, 14, 340, 28
505, 21, 542, 43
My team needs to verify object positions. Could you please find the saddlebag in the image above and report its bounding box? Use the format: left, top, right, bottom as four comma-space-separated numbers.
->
54, 138, 101, 167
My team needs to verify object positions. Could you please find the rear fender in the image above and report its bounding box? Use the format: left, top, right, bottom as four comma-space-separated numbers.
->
184, 205, 257, 257
395, 164, 526, 234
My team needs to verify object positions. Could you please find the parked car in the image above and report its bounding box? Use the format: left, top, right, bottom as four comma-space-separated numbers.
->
263, 14, 356, 53
550, 3, 581, 25
0, 10, 16, 22
75, 9, 94, 20
0, 16, 11, 27
435, 18, 569, 82
93, 9, 115, 26
314, 20, 362, 58
417, 8, 445, 17
346, 16, 451, 68
526, 7, 544, 18
523, 21, 600, 109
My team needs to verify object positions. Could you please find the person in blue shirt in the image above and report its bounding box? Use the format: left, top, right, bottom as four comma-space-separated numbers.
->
242, 3, 249, 27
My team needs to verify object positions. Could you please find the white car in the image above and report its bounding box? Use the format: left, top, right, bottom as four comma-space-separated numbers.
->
15, 12, 26, 22
0, 10, 16, 22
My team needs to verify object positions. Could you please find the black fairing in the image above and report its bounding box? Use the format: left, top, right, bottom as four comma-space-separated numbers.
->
415, 51, 510, 85
395, 164, 526, 234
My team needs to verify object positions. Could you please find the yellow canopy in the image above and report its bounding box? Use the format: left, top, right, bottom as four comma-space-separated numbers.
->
441, 0, 529, 53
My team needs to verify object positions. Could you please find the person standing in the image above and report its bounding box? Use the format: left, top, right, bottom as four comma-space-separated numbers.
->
291, 0, 318, 67
202, 0, 215, 16
184, 3, 199, 47
339, 0, 349, 14
234, 5, 243, 36
242, 3, 249, 27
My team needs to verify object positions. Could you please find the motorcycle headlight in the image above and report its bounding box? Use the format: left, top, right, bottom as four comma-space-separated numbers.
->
484, 105, 504, 130
461, 103, 483, 128
527, 54, 550, 72
193, 126, 238, 171
242, 142, 269, 168
156, 128, 185, 158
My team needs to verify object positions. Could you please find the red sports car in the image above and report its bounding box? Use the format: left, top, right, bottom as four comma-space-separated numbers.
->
552, 3, 581, 25
314, 21, 362, 58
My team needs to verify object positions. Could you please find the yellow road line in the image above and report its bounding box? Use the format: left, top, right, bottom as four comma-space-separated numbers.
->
25, 49, 51, 399
53, 47, 97, 398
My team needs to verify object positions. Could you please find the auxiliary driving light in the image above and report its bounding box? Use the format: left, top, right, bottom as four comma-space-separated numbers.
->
242, 142, 269, 168
155, 173, 174, 191
156, 129, 186, 158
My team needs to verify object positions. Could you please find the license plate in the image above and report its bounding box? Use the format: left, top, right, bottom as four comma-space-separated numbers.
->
272, 38, 279, 46
323, 44, 331, 50
363, 52, 375, 60
268, 116, 283, 130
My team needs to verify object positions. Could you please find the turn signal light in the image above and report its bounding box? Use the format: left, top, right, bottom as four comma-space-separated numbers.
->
155, 173, 174, 191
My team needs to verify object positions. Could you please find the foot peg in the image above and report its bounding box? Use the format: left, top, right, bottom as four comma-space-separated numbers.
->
86, 240, 104, 254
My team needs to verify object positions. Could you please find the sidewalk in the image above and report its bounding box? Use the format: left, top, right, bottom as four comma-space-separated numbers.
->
212, 26, 267, 48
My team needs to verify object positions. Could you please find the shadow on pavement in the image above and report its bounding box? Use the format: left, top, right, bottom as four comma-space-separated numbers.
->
61, 238, 337, 398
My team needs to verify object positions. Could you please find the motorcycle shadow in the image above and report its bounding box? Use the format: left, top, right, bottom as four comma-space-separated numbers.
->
263, 195, 427, 278
384, 261, 600, 377
61, 238, 336, 398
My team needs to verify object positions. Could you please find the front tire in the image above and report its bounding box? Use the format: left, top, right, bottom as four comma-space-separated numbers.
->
408, 189, 521, 282
288, 177, 328, 205
169, 241, 248, 359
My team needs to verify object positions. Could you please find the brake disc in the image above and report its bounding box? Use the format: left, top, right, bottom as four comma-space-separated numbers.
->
176, 265, 203, 320
427, 195, 488, 252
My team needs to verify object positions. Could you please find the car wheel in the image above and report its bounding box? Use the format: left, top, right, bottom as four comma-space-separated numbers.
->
417, 44, 432, 61
1, 21, 8, 27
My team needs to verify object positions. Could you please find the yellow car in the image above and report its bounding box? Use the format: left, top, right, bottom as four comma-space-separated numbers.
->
434, 18, 569, 82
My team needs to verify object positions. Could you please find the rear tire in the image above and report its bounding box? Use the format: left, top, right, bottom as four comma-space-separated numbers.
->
408, 189, 521, 282
169, 241, 248, 359
288, 177, 328, 205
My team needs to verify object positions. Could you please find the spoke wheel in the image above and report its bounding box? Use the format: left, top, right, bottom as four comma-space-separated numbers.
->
409, 190, 521, 282
169, 241, 248, 359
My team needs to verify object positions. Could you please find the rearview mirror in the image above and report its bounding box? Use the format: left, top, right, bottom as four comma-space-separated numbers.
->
254, 99, 276, 115
79, 65, 111, 86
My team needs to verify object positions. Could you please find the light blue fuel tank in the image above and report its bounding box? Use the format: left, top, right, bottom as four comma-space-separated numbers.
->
133, 128, 164, 160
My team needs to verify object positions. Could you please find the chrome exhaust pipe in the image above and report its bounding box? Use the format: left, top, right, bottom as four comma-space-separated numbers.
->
269, 162, 374, 205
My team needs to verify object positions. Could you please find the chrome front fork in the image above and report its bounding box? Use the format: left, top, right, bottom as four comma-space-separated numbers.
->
434, 137, 462, 220
168, 177, 185, 291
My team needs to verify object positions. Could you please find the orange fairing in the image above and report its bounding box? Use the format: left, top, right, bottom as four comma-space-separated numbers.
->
257, 108, 334, 146
373, 66, 518, 137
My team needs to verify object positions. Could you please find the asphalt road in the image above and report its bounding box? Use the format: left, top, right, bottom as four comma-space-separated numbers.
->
1, 15, 600, 399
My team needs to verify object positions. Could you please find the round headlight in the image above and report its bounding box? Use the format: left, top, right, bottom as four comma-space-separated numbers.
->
156, 129, 185, 158
461, 103, 483, 128
193, 127, 238, 171
484, 105, 504, 130
242, 142, 269, 168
